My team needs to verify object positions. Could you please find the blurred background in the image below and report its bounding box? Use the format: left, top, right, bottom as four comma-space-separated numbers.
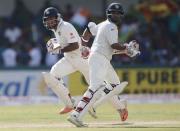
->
0, 0, 180, 104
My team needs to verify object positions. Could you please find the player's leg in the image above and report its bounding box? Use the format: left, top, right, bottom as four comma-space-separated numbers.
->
91, 63, 128, 121
91, 81, 128, 112
110, 95, 128, 121
105, 65, 128, 121
73, 55, 127, 110
73, 57, 90, 85
92, 62, 128, 108
68, 53, 127, 126
68, 53, 108, 127
42, 57, 76, 114
73, 57, 121, 119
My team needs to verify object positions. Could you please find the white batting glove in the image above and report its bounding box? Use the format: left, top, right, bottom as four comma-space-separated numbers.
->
46, 38, 62, 54
128, 40, 139, 51
125, 40, 141, 58
126, 48, 141, 57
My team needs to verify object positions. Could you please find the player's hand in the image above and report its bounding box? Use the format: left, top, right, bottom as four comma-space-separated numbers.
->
126, 48, 141, 58
125, 40, 141, 58
46, 38, 62, 54
128, 40, 139, 51
46, 39, 54, 52
80, 46, 90, 59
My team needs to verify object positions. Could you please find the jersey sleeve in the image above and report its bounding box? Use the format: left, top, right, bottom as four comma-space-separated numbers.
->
63, 23, 79, 44
106, 25, 118, 45
88, 22, 98, 36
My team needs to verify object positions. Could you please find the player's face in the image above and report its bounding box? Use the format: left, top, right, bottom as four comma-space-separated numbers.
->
111, 11, 123, 24
44, 17, 58, 30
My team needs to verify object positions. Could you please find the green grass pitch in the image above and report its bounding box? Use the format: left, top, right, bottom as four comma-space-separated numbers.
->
0, 103, 180, 131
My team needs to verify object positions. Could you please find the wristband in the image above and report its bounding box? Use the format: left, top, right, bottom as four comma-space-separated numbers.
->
81, 37, 89, 43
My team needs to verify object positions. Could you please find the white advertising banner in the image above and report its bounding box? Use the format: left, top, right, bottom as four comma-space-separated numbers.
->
0, 70, 56, 96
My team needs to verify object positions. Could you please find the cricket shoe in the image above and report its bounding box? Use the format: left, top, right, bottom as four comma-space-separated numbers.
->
59, 107, 73, 114
67, 114, 88, 127
118, 99, 128, 121
88, 107, 97, 119
59, 98, 76, 114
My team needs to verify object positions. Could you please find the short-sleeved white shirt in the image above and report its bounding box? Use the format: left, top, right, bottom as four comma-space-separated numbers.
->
89, 20, 118, 60
53, 21, 81, 58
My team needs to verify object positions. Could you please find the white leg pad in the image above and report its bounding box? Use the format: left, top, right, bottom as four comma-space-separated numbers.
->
73, 88, 103, 120
92, 81, 128, 109
42, 72, 73, 107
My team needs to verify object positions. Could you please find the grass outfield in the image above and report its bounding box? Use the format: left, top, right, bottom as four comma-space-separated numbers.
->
0, 103, 180, 131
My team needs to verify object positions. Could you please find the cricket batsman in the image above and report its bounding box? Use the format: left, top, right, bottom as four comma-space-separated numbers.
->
68, 2, 140, 127
42, 7, 130, 117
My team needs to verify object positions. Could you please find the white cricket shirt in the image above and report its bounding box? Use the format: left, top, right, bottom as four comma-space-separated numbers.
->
89, 20, 118, 60
53, 20, 81, 57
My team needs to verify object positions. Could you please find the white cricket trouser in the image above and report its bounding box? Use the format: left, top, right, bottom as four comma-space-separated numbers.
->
50, 55, 89, 84
89, 52, 127, 110
88, 52, 120, 91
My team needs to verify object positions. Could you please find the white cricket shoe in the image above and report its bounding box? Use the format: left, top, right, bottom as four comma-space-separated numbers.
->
67, 114, 88, 127
59, 97, 76, 114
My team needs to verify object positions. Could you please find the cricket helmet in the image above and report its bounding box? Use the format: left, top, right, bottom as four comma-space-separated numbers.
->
106, 3, 124, 25
43, 7, 62, 30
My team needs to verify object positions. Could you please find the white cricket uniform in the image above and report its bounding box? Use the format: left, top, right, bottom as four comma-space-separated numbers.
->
50, 20, 89, 83
69, 20, 127, 121
88, 20, 120, 91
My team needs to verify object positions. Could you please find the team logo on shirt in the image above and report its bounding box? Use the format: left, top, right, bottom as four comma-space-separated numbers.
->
111, 28, 115, 31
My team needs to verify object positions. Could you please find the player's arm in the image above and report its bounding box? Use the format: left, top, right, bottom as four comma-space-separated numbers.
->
81, 22, 97, 46
111, 43, 128, 54
61, 42, 79, 53
111, 43, 126, 51
81, 28, 92, 46
46, 38, 79, 54
80, 29, 91, 58
60, 23, 80, 53
107, 26, 140, 57
107, 26, 127, 52
80, 22, 98, 59
112, 42, 140, 57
